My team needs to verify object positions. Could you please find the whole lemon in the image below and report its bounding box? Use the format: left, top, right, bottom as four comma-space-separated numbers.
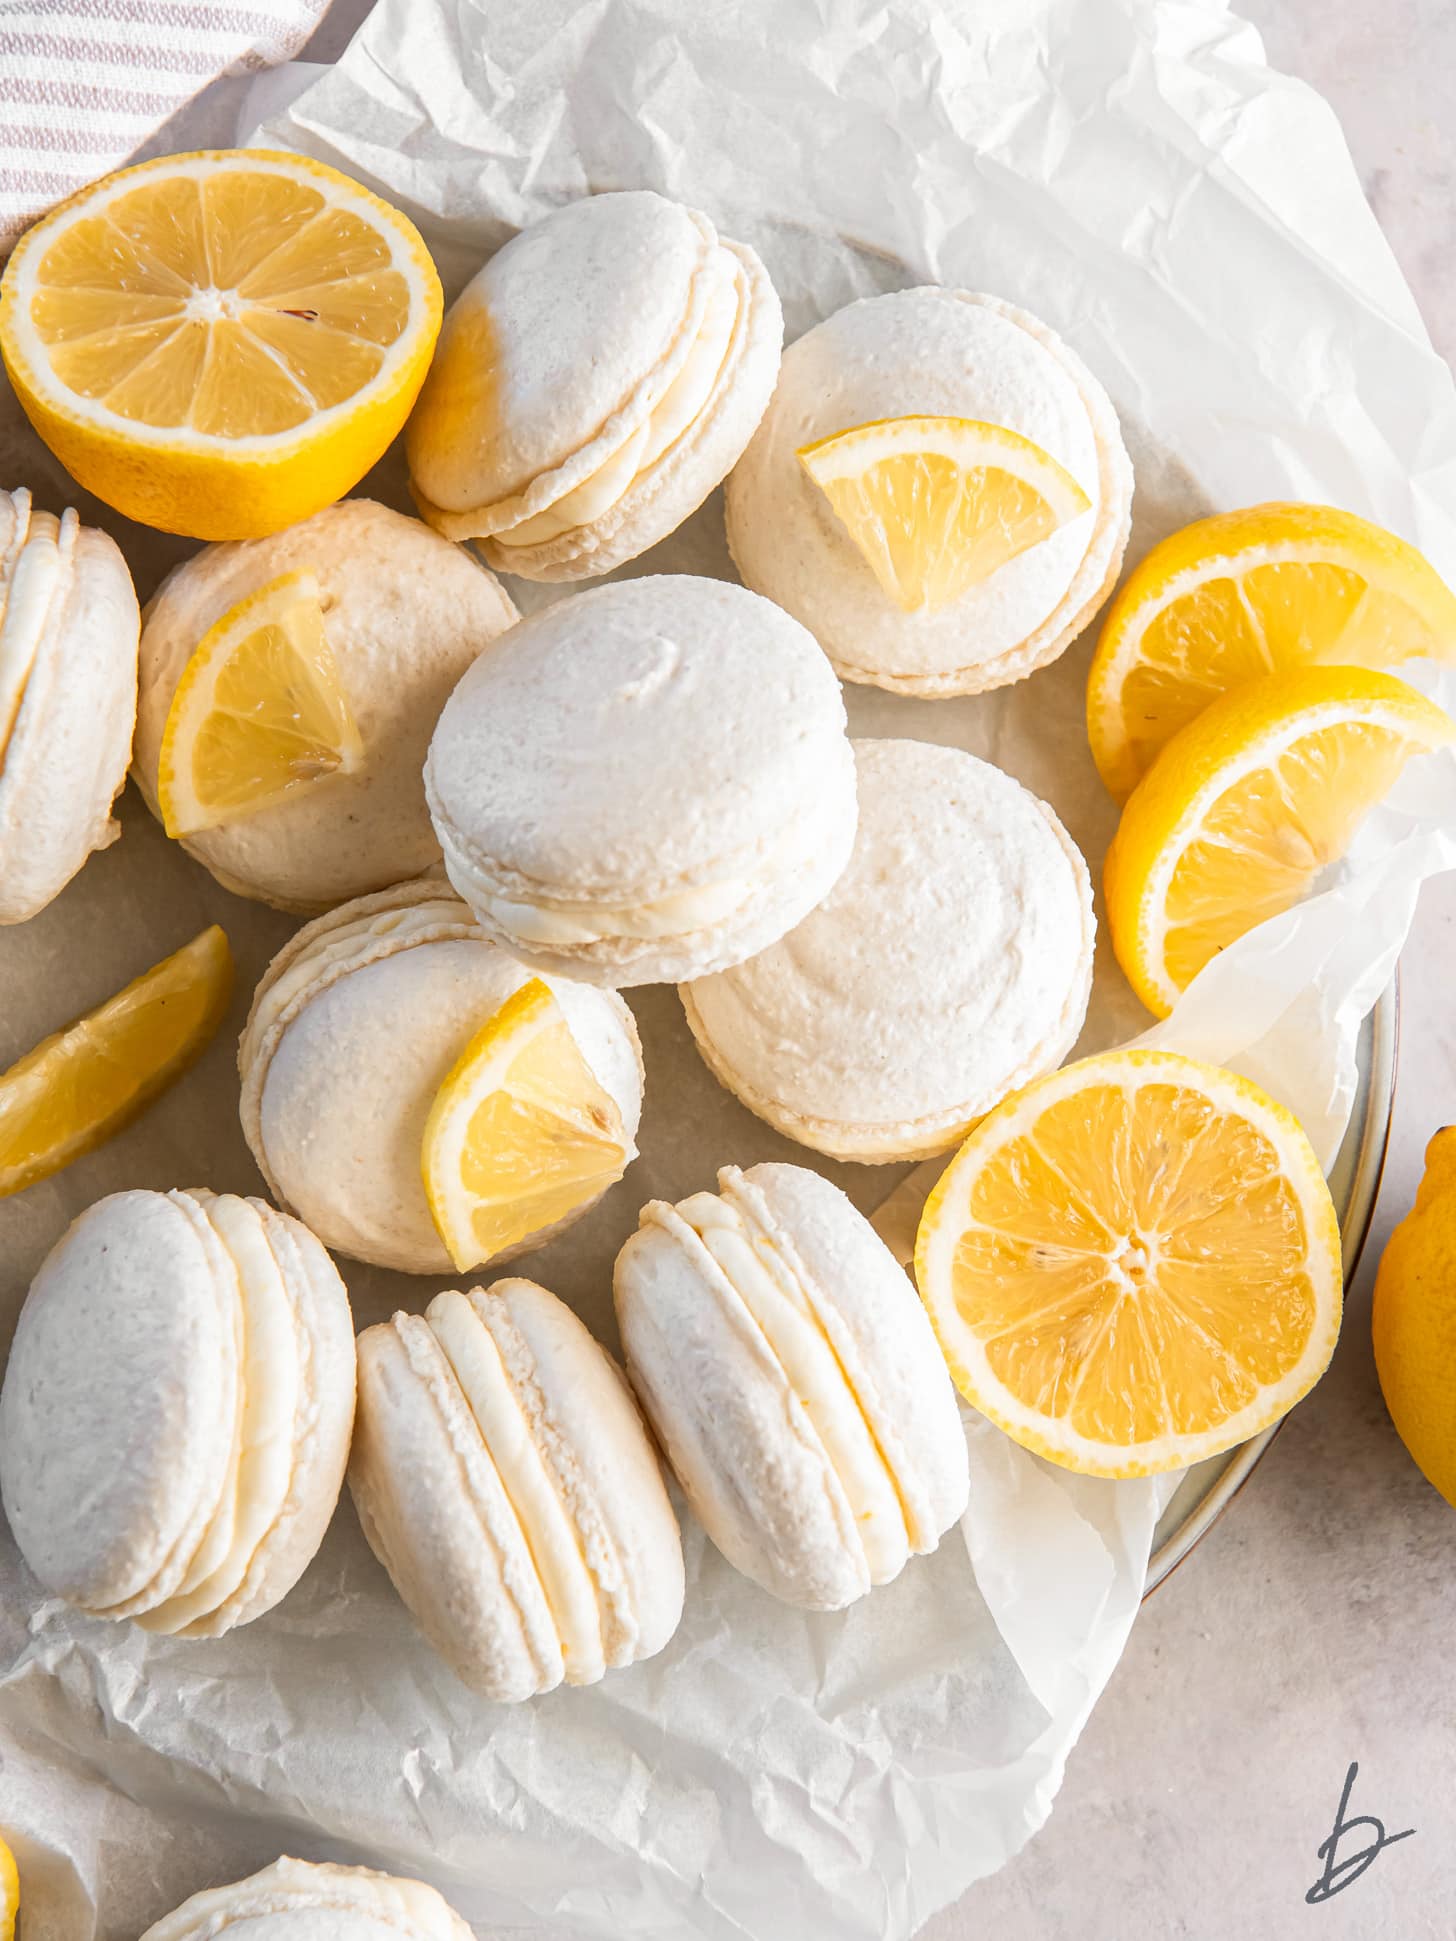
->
1373, 1126, 1456, 1506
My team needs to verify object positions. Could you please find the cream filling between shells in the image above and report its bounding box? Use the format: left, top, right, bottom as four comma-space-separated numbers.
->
0, 490, 74, 764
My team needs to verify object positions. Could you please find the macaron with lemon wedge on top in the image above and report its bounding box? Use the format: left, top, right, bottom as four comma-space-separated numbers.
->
134, 499, 517, 914
351, 1277, 684, 1701
614, 1162, 970, 1611
407, 190, 782, 579
140, 1857, 474, 1941
726, 287, 1132, 694
238, 876, 643, 1274
0, 1186, 355, 1636
0, 486, 139, 923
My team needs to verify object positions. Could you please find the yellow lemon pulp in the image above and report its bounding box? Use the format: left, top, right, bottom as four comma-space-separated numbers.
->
914, 1049, 1343, 1476
422, 979, 632, 1273
0, 150, 442, 539
0, 1834, 16, 1941
1372, 1126, 1456, 1509
1104, 664, 1454, 1019
0, 925, 233, 1196
797, 414, 1091, 613
1087, 503, 1456, 802
157, 569, 363, 838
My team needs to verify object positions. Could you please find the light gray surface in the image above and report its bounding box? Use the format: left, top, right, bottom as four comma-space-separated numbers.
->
931, 8, 1456, 1934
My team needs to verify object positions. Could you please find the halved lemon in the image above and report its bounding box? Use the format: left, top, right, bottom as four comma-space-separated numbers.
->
157, 569, 363, 838
1087, 503, 1456, 802
423, 978, 632, 1273
915, 1048, 1343, 1476
1104, 664, 1453, 1018
0, 149, 442, 540
0, 1834, 16, 1941
798, 414, 1091, 612
0, 925, 233, 1196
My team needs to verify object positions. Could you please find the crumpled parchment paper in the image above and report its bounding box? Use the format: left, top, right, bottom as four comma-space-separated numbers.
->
2, 3, 1456, 1936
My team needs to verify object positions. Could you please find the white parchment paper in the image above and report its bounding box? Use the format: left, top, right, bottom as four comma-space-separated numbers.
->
3, 3, 1456, 1936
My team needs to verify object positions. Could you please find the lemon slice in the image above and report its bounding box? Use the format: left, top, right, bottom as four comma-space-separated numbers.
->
797, 414, 1091, 612
1104, 665, 1454, 1019
0, 1834, 16, 1941
422, 978, 632, 1273
915, 1048, 1343, 1476
0, 925, 233, 1196
1087, 503, 1456, 802
0, 149, 442, 540
157, 569, 364, 838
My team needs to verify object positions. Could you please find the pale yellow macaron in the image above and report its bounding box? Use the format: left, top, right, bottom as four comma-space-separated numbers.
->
140, 1856, 473, 1940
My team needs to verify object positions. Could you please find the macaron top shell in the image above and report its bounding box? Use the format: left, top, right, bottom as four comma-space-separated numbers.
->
614, 1163, 970, 1610
350, 1278, 684, 1702
425, 575, 857, 984
725, 289, 1132, 695
681, 739, 1095, 1161
133, 499, 517, 914
139, 1857, 474, 1941
239, 877, 644, 1274
0, 486, 139, 923
406, 191, 783, 581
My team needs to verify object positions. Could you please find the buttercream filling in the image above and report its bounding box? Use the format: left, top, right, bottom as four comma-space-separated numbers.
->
450, 791, 834, 951
487, 247, 743, 548
0, 493, 74, 765
137, 1194, 302, 1634
676, 1189, 910, 1580
428, 1291, 606, 1683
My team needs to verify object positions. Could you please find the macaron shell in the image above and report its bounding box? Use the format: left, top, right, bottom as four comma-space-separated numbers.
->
729, 1164, 970, 1552
725, 288, 1133, 695
680, 739, 1096, 1161
471, 1279, 685, 1669
614, 1208, 872, 1611
350, 1313, 565, 1702
474, 237, 784, 582
407, 191, 717, 517
0, 1190, 238, 1613
239, 879, 643, 1274
0, 495, 138, 924
132, 500, 518, 914
139, 1856, 475, 1940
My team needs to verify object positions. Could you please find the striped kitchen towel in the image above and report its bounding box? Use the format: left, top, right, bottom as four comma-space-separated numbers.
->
0, 0, 331, 253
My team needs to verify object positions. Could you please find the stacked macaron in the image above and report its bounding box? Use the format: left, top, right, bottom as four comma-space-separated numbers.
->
238, 875, 644, 1273
351, 1277, 684, 1700
134, 499, 518, 913
0, 486, 139, 922
407, 191, 783, 579
0, 1188, 355, 1636
140, 1857, 473, 1940
424, 574, 859, 986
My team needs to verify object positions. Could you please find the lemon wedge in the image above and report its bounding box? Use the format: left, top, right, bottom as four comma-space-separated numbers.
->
915, 1048, 1343, 1476
422, 978, 632, 1273
0, 925, 233, 1196
1087, 502, 1456, 802
0, 1834, 17, 1941
157, 569, 363, 838
0, 149, 442, 540
1104, 664, 1453, 1018
797, 414, 1091, 612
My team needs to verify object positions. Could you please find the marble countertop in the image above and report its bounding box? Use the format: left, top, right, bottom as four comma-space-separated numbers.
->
934, 8, 1456, 1934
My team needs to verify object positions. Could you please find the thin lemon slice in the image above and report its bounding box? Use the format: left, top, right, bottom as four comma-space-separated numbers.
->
0, 925, 233, 1196
1104, 665, 1454, 1019
423, 979, 632, 1273
0, 149, 442, 539
0, 1835, 16, 1941
798, 414, 1091, 612
1087, 503, 1456, 802
157, 569, 363, 838
915, 1048, 1343, 1476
